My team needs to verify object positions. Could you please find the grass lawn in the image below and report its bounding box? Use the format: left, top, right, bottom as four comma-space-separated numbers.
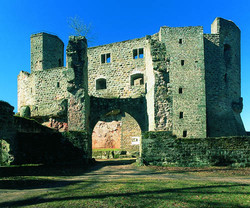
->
0, 160, 249, 208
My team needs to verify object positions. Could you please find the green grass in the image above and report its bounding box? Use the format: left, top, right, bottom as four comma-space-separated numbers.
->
92, 148, 122, 152
0, 163, 249, 208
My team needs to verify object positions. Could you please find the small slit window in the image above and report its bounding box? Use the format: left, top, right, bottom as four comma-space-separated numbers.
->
131, 73, 144, 86
57, 82, 60, 88
179, 39, 182, 44
58, 59, 62, 67
96, 78, 107, 90
179, 88, 183, 94
181, 60, 185, 66
183, 130, 187, 137
101, 53, 111, 63
179, 112, 183, 119
224, 44, 231, 67
224, 73, 228, 82
133, 48, 144, 59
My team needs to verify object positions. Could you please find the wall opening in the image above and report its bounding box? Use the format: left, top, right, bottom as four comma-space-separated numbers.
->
58, 59, 62, 67
224, 44, 231, 67
224, 73, 228, 82
179, 87, 183, 94
179, 112, 183, 119
101, 53, 111, 63
183, 130, 187, 137
179, 39, 182, 44
96, 78, 107, 90
181, 60, 185, 66
92, 110, 141, 158
57, 82, 60, 88
130, 73, 144, 86
139, 48, 144, 58
133, 48, 144, 59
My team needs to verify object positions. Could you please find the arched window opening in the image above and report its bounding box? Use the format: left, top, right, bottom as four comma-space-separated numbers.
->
96, 78, 107, 90
224, 44, 231, 67
131, 73, 144, 86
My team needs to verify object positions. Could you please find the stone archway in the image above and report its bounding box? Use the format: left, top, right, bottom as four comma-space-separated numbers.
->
89, 97, 148, 134
90, 97, 148, 157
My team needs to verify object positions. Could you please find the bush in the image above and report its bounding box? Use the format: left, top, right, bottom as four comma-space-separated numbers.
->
0, 139, 14, 166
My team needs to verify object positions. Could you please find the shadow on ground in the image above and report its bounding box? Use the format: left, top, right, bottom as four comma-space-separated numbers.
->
0, 159, 136, 177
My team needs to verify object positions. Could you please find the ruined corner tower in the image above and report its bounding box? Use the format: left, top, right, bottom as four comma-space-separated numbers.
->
204, 17, 245, 137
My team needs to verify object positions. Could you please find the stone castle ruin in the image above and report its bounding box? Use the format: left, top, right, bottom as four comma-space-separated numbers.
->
17, 17, 247, 154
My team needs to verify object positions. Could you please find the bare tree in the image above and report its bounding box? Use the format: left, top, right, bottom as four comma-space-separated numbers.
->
68, 16, 96, 44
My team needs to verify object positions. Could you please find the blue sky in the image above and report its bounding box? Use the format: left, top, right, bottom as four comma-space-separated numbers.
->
0, 0, 249, 130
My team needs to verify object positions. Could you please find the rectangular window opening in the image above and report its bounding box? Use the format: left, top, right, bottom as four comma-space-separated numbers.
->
139, 48, 144, 58
181, 60, 185, 66
57, 82, 60, 88
179, 39, 182, 44
106, 53, 111, 63
179, 87, 183, 94
179, 112, 183, 119
101, 54, 105, 63
133, 49, 138, 59
101, 53, 111, 64
183, 130, 187, 137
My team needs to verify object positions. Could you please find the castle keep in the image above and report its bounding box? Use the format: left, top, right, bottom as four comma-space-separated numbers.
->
18, 17, 246, 151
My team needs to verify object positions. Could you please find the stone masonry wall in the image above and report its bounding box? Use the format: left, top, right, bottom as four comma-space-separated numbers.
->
18, 71, 34, 111
88, 38, 147, 98
160, 26, 207, 138
121, 112, 141, 152
32, 67, 69, 118
147, 35, 172, 131
18, 67, 69, 120
141, 131, 250, 167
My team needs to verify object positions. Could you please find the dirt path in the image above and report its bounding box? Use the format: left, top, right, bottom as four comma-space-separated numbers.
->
75, 159, 250, 184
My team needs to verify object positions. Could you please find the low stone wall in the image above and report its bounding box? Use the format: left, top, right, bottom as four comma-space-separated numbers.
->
14, 116, 57, 133
13, 131, 91, 165
141, 131, 250, 167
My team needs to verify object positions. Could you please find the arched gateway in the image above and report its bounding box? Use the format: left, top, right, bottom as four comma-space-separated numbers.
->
90, 97, 148, 133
